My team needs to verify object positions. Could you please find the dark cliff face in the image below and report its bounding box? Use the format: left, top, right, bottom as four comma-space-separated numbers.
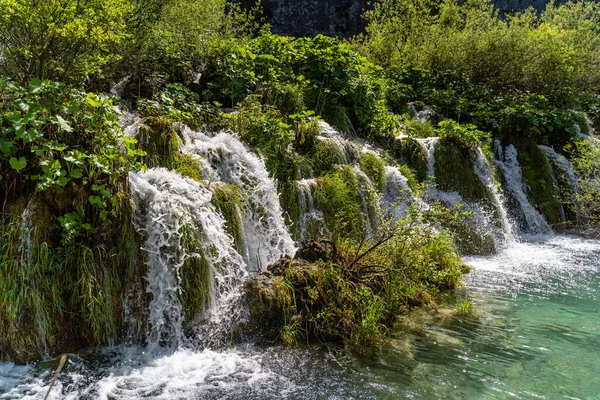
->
493, 0, 566, 14
237, 0, 564, 38
238, 0, 372, 37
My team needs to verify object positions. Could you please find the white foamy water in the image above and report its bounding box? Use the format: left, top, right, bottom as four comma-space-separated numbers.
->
131, 168, 248, 348
494, 142, 552, 236
296, 178, 328, 239
0, 346, 296, 400
317, 121, 358, 165
472, 147, 515, 246
180, 127, 295, 271
382, 166, 415, 217
417, 137, 439, 179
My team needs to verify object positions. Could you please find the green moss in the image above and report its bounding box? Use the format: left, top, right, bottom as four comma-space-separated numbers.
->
175, 153, 204, 182
392, 137, 428, 182
178, 220, 211, 322
358, 152, 386, 192
139, 116, 180, 169
293, 154, 314, 180
434, 138, 493, 205
517, 143, 563, 225
211, 183, 245, 252
397, 164, 419, 190
310, 137, 348, 176
315, 166, 365, 240
279, 180, 301, 237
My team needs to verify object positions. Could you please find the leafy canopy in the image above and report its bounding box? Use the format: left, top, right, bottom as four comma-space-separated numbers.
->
0, 0, 131, 83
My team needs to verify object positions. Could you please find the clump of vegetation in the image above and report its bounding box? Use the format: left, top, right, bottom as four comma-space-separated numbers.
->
314, 166, 369, 240
0, 78, 143, 362
566, 138, 600, 236
211, 183, 245, 252
244, 206, 469, 354
456, 296, 475, 317
359, 152, 387, 192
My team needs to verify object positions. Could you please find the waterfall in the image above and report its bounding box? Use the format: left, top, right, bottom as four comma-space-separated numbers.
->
130, 169, 247, 348
494, 142, 552, 236
122, 120, 295, 347
181, 127, 295, 271
539, 145, 581, 223
408, 104, 434, 122
472, 148, 515, 244
382, 166, 422, 217
318, 121, 357, 165
417, 137, 440, 179
354, 165, 381, 233
296, 179, 327, 239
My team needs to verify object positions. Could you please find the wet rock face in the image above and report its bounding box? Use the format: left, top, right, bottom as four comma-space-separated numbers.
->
493, 0, 566, 14
236, 0, 566, 38
237, 0, 372, 37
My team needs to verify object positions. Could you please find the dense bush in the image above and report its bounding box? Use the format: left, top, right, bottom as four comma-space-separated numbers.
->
0, 0, 131, 84
244, 206, 469, 354
0, 78, 143, 361
203, 33, 387, 133
360, 0, 600, 109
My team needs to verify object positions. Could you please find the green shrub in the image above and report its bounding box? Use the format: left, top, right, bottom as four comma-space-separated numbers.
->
244, 204, 469, 354
0, 0, 130, 83
0, 78, 143, 362
359, 152, 387, 191
315, 166, 367, 240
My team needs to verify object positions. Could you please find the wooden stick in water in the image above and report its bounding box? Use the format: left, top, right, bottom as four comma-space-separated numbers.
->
44, 354, 67, 400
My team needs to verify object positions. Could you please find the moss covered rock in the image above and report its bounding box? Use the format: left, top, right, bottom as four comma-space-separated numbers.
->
516, 141, 564, 225
434, 138, 493, 206
391, 137, 428, 182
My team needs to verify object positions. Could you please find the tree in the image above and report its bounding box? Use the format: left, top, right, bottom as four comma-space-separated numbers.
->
0, 0, 131, 84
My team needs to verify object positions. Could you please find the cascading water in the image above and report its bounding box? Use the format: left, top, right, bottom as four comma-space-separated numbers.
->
353, 165, 381, 233
382, 166, 416, 217
472, 148, 515, 245
180, 127, 295, 271
417, 137, 439, 179
415, 137, 516, 252
130, 168, 247, 348
296, 179, 328, 239
317, 121, 358, 165
3, 114, 599, 399
539, 145, 582, 223
494, 142, 552, 236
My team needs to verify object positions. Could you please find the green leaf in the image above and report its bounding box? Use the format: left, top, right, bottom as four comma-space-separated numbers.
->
0, 139, 15, 156
55, 115, 73, 132
86, 92, 102, 107
70, 169, 83, 179
9, 157, 27, 171
29, 78, 42, 92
